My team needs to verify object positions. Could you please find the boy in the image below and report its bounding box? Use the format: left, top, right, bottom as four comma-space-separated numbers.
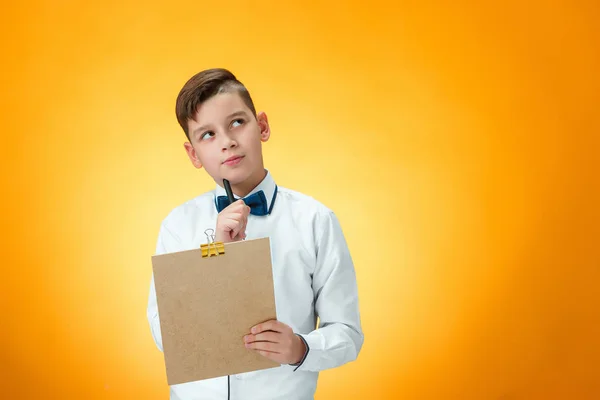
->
147, 68, 363, 400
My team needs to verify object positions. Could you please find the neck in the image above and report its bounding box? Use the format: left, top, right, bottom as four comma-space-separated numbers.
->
229, 168, 267, 198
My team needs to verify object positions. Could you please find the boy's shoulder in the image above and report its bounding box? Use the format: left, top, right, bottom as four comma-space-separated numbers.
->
277, 186, 346, 240
277, 186, 336, 218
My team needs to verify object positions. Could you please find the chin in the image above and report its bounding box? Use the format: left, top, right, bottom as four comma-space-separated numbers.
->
220, 169, 253, 184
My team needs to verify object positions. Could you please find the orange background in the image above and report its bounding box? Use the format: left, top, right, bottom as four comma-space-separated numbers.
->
2, 1, 599, 399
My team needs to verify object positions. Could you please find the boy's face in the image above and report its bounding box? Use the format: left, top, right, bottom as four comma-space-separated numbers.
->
183, 92, 270, 194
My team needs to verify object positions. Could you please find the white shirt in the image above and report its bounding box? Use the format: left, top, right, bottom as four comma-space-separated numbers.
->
147, 171, 363, 400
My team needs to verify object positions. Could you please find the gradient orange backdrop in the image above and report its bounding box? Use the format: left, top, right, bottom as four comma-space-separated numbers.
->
2, 1, 599, 399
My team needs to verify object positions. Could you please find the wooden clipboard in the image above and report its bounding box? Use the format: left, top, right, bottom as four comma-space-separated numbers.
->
151, 236, 279, 385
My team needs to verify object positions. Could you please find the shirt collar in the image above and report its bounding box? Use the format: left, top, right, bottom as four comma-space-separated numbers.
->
214, 169, 277, 210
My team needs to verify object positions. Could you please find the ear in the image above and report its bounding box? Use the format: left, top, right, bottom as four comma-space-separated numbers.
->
183, 141, 203, 169
256, 111, 271, 143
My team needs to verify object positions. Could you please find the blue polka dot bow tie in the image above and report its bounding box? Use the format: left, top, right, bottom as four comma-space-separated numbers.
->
216, 189, 275, 216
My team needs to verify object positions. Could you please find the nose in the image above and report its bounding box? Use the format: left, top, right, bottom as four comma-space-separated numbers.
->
220, 132, 237, 151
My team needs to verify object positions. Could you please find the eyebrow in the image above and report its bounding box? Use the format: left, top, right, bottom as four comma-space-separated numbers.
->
192, 110, 248, 137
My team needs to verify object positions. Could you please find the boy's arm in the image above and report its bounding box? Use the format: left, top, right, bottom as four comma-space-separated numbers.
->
146, 222, 179, 352
293, 210, 364, 372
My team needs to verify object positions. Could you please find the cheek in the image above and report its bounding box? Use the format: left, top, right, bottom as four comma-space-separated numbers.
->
243, 131, 262, 152
245, 142, 261, 160
195, 146, 217, 166
202, 152, 220, 167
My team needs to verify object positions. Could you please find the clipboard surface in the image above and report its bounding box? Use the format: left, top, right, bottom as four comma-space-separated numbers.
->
151, 237, 279, 385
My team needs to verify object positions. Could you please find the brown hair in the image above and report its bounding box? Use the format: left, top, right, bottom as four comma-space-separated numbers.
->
175, 68, 257, 140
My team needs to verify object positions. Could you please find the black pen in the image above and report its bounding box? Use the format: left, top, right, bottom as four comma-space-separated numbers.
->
223, 178, 236, 205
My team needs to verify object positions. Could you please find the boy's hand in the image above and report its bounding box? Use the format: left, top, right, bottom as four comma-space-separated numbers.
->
215, 199, 250, 243
243, 320, 307, 365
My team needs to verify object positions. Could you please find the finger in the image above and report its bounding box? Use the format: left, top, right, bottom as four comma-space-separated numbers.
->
223, 214, 242, 224
244, 331, 280, 344
220, 214, 243, 231
226, 218, 243, 238
239, 217, 248, 239
254, 349, 281, 362
228, 203, 250, 222
245, 341, 280, 353
236, 207, 249, 238
224, 210, 244, 220
232, 217, 247, 240
224, 199, 244, 210
232, 200, 249, 214
251, 320, 284, 334
217, 217, 235, 236
230, 199, 250, 214
225, 223, 240, 240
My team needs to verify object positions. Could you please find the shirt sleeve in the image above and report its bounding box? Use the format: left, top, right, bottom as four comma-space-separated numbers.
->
293, 210, 364, 372
146, 221, 180, 352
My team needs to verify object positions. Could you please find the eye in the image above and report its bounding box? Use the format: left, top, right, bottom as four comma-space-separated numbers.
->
231, 118, 244, 128
200, 131, 215, 141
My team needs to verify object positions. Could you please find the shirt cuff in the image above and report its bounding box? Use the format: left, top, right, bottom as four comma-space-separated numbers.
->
290, 333, 310, 371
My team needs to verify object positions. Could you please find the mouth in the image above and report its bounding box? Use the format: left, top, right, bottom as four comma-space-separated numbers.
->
222, 155, 244, 166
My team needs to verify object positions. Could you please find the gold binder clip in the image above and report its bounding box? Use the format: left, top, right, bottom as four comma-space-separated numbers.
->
201, 228, 225, 258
